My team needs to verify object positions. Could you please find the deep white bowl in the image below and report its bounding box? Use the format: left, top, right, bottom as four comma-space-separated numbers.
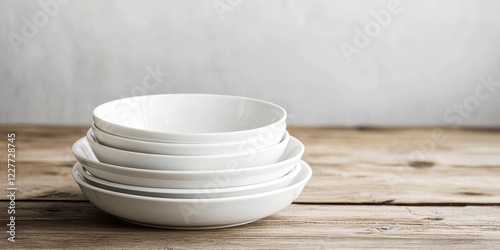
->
92, 123, 285, 156
72, 136, 304, 189
86, 129, 289, 171
75, 162, 301, 199
72, 160, 312, 229
93, 94, 287, 144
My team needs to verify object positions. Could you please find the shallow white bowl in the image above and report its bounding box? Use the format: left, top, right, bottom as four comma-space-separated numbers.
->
72, 136, 304, 189
87, 129, 289, 171
93, 94, 287, 144
75, 162, 301, 199
92, 123, 285, 156
72, 160, 312, 229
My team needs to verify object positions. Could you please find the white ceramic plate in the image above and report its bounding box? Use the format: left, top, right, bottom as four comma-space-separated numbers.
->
75, 162, 301, 199
87, 129, 289, 171
72, 160, 312, 229
72, 136, 304, 189
92, 123, 285, 155
93, 94, 287, 143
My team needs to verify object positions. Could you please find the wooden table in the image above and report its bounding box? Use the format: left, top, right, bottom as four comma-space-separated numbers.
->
1, 125, 499, 249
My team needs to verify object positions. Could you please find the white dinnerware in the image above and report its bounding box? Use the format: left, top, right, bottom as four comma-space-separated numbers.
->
93, 94, 286, 144
86, 129, 289, 171
75, 162, 301, 199
72, 160, 312, 229
72, 136, 304, 189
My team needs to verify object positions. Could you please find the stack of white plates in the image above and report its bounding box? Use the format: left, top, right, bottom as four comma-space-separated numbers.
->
72, 94, 312, 229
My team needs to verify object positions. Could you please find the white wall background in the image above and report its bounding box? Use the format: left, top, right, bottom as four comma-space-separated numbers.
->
1, 0, 499, 126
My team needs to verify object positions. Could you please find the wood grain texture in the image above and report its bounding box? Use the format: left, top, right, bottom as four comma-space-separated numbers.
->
0, 125, 88, 200
0, 125, 499, 204
0, 125, 499, 248
1, 202, 499, 249
289, 127, 500, 204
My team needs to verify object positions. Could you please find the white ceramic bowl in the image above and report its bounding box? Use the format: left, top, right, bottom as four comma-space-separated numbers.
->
92, 123, 284, 156
72, 136, 304, 189
93, 94, 287, 144
75, 162, 301, 199
86, 129, 289, 171
72, 160, 312, 229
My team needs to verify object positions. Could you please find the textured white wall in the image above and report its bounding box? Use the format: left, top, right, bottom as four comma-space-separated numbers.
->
1, 0, 499, 126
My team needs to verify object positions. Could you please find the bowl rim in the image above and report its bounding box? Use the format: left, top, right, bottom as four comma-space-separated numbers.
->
72, 160, 312, 203
91, 122, 286, 148
86, 128, 290, 159
93, 93, 287, 138
72, 136, 304, 176
75, 161, 301, 195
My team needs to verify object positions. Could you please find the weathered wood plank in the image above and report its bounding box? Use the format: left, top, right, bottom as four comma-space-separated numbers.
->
291, 126, 500, 204
1, 202, 499, 249
0, 125, 499, 248
299, 163, 500, 204
2, 125, 499, 166
1, 161, 499, 204
0, 125, 499, 204
0, 125, 88, 163
289, 127, 500, 168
